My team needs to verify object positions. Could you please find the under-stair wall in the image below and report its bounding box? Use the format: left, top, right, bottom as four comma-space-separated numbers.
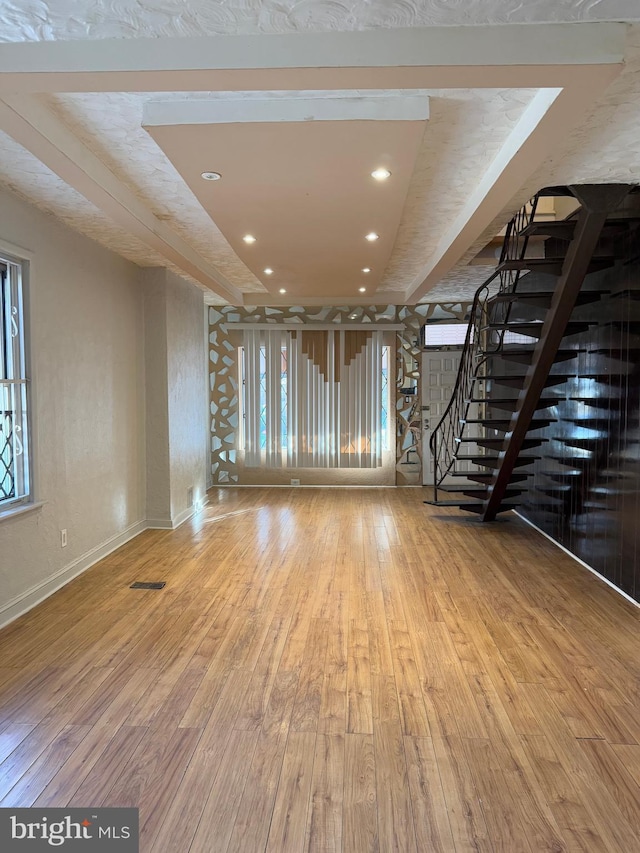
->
514, 219, 640, 602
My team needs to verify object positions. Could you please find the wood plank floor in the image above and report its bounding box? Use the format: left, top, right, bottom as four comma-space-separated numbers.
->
1, 487, 639, 852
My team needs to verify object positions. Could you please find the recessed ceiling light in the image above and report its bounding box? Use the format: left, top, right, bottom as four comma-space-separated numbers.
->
243, 234, 257, 244
279, 288, 287, 294
365, 232, 379, 242
371, 168, 391, 181
201, 171, 221, 181
359, 287, 367, 293
264, 268, 274, 275
362, 268, 371, 273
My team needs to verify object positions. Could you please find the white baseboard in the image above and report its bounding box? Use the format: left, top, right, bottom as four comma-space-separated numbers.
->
213, 484, 398, 489
147, 498, 209, 530
172, 505, 198, 528
514, 511, 639, 610
1, 499, 211, 630
0, 519, 147, 629
145, 517, 174, 529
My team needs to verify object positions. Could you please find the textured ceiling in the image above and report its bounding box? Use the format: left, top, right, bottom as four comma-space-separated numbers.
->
27, 87, 534, 299
380, 88, 534, 292
0, 128, 170, 268
1, 0, 639, 41
532, 24, 640, 187
432, 23, 640, 301
43, 92, 266, 292
0, 8, 639, 303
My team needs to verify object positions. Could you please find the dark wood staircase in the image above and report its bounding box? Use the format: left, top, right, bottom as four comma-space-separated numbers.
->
426, 184, 638, 521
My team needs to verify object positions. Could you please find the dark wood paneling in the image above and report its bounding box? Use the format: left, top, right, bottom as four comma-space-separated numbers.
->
515, 220, 640, 602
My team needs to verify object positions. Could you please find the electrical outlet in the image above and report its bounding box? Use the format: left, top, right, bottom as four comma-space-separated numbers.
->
60, 529, 67, 548
187, 486, 194, 508
291, 478, 301, 486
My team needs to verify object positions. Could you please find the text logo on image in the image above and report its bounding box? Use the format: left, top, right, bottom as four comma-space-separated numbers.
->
0, 808, 139, 851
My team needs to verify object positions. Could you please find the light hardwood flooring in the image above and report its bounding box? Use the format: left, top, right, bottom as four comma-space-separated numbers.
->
1, 487, 639, 852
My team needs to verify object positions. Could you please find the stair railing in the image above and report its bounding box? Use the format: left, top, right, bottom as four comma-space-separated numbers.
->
429, 194, 540, 500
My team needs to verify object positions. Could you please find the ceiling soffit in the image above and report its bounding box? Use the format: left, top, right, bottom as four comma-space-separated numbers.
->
145, 95, 429, 300
0, 23, 629, 304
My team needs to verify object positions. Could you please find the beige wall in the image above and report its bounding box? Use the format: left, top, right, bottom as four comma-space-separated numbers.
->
0, 189, 207, 626
166, 270, 208, 521
143, 269, 171, 523
143, 268, 207, 526
0, 188, 145, 619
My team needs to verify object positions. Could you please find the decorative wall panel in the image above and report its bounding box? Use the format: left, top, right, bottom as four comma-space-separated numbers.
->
208, 302, 471, 485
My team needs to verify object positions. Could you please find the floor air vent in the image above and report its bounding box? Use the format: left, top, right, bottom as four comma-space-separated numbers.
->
130, 581, 166, 590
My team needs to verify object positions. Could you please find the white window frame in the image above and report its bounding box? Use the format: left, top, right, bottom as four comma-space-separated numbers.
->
421, 322, 470, 348
0, 249, 32, 512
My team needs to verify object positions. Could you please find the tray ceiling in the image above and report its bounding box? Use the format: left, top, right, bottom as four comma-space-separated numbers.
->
0, 9, 639, 304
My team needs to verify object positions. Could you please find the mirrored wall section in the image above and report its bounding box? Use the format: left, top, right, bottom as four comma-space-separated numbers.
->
208, 303, 471, 486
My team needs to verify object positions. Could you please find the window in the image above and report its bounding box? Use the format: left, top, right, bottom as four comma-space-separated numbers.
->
239, 329, 392, 468
381, 343, 391, 451
421, 321, 536, 348
421, 323, 469, 348
238, 343, 289, 453
1, 254, 30, 510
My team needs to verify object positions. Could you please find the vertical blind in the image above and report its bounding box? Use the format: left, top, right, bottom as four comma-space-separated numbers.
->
242, 327, 384, 468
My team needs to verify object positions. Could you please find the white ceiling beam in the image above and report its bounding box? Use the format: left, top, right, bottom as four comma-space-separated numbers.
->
0, 23, 625, 72
0, 94, 243, 302
143, 96, 430, 126
0, 65, 623, 95
405, 62, 623, 303
0, 23, 626, 93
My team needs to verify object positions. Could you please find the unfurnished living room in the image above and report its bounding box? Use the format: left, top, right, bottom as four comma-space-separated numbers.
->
1, 3, 640, 852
